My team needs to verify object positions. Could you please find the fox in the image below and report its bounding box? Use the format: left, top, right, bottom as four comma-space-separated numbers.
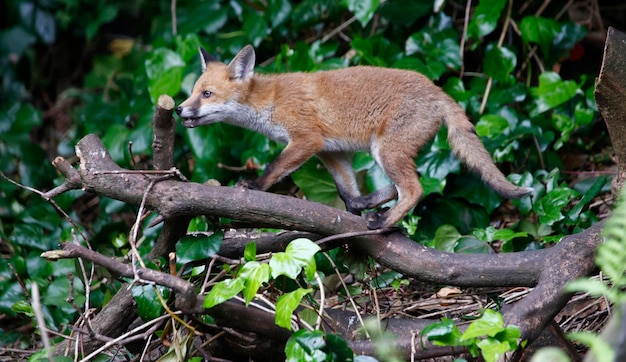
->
176, 45, 533, 230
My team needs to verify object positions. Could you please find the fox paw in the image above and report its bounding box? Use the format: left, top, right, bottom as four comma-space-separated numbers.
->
364, 211, 386, 230
236, 179, 261, 190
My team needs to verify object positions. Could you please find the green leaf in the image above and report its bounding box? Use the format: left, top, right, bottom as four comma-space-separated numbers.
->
324, 333, 355, 362
342, 0, 380, 27
499, 325, 522, 345
529, 72, 580, 117
467, 0, 507, 40
0, 26, 37, 59
456, 237, 492, 254
203, 278, 245, 309
421, 318, 464, 347
476, 338, 511, 362
10, 224, 57, 251
406, 16, 462, 72
268, 0, 292, 28
176, 231, 223, 265
270, 252, 302, 280
483, 45, 516, 82
379, 0, 433, 26
242, 9, 268, 47
567, 176, 606, 220
145, 48, 185, 103
534, 186, 578, 225
574, 101, 595, 126
244, 242, 257, 262
520, 16, 559, 60
275, 288, 312, 330
271, 238, 320, 280
417, 130, 460, 181
285, 329, 327, 362
292, 159, 343, 209
447, 174, 504, 213
239, 261, 270, 305
481, 227, 528, 243
373, 271, 403, 288
131, 285, 164, 320
461, 309, 505, 340
285, 238, 321, 265
419, 176, 445, 198
476, 114, 509, 138
520, 17, 586, 67
433, 224, 461, 252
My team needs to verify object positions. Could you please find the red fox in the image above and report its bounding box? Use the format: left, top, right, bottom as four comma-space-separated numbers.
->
176, 45, 532, 229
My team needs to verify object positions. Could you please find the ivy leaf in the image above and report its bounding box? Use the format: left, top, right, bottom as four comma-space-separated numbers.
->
244, 242, 257, 262
417, 132, 460, 182
271, 238, 321, 281
461, 309, 505, 340
176, 231, 223, 265
203, 278, 245, 309
267, 0, 292, 28
270, 252, 302, 281
285, 330, 328, 361
145, 48, 184, 104
456, 237, 492, 254
476, 114, 510, 139
534, 187, 578, 225
131, 285, 165, 320
476, 338, 512, 362
569, 331, 616, 362
529, 72, 580, 117
239, 261, 270, 305
285, 238, 321, 264
379, 0, 432, 26
275, 288, 313, 330
342, 0, 380, 27
483, 44, 516, 82
292, 160, 343, 209
520, 16, 586, 67
480, 227, 528, 243
467, 0, 507, 40
433, 224, 461, 252
405, 13, 462, 72
421, 318, 464, 346
567, 176, 606, 221
242, 9, 268, 47
520, 16, 560, 62
324, 333, 355, 361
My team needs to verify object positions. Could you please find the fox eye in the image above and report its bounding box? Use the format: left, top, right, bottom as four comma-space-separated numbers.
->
202, 90, 213, 98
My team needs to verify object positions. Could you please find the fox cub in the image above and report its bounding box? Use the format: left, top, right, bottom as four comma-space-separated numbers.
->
176, 45, 532, 229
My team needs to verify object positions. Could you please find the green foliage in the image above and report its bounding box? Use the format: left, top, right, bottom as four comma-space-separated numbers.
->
204, 238, 320, 330
467, 0, 507, 41
422, 310, 524, 362
176, 231, 223, 266
0, 0, 606, 358
284, 329, 355, 362
520, 16, 587, 68
429, 224, 528, 254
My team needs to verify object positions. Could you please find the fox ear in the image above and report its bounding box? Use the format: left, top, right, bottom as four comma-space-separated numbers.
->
199, 47, 217, 72
227, 45, 255, 81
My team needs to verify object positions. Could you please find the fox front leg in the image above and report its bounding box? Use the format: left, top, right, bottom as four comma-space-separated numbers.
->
238, 137, 323, 191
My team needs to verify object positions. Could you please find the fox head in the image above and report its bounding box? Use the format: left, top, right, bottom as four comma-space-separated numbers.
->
176, 45, 256, 128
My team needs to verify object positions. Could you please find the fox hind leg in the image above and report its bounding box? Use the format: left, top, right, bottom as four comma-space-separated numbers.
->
317, 152, 362, 214
367, 143, 423, 229
349, 185, 398, 212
